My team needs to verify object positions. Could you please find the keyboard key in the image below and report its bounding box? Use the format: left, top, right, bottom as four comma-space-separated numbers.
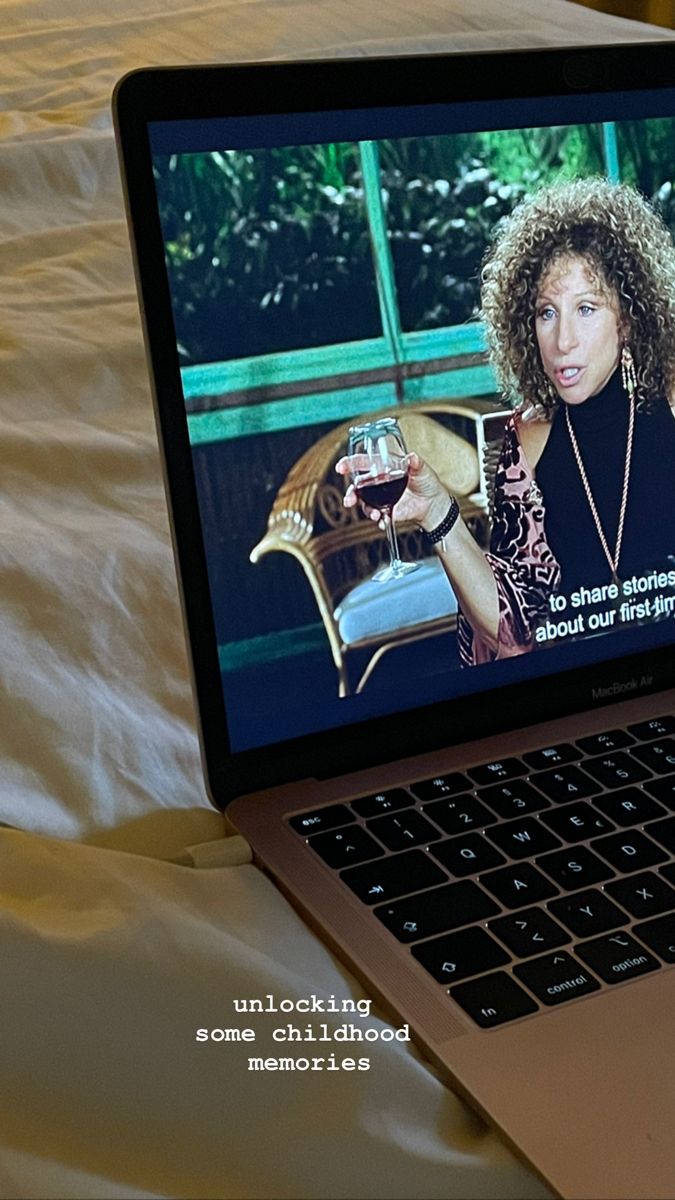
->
592, 787, 666, 828
340, 849, 445, 904
582, 752, 650, 789
488, 907, 570, 957
575, 931, 660, 983
366, 809, 441, 851
480, 862, 559, 909
576, 729, 636, 755
627, 715, 675, 741
477, 779, 550, 819
531, 765, 597, 804
290, 804, 355, 835
536, 846, 614, 890
486, 816, 561, 860
422, 794, 497, 836
661, 862, 675, 888
633, 912, 675, 962
412, 925, 510, 984
605, 870, 675, 919
591, 829, 669, 873
630, 738, 675, 776
548, 888, 627, 937
408, 773, 472, 802
350, 789, 413, 818
539, 801, 614, 843
450, 971, 538, 1027
643, 815, 675, 856
430, 832, 506, 877
522, 743, 581, 770
375, 879, 499, 942
467, 758, 527, 786
514, 951, 601, 1006
644, 774, 675, 811
309, 826, 384, 869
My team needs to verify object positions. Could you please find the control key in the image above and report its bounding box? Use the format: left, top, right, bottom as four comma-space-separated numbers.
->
514, 951, 600, 1006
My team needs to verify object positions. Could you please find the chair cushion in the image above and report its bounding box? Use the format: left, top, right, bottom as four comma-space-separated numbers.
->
335, 557, 457, 646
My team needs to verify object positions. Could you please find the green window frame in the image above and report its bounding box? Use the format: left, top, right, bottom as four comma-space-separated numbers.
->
185, 123, 621, 445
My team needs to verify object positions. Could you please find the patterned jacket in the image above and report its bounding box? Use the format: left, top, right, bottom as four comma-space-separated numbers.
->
458, 413, 560, 665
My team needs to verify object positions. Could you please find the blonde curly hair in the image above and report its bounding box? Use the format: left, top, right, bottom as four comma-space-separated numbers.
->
480, 177, 675, 414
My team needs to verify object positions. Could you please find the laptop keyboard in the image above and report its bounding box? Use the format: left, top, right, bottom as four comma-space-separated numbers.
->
288, 714, 675, 1028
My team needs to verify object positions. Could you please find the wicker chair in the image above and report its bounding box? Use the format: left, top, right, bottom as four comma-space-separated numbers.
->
250, 401, 501, 696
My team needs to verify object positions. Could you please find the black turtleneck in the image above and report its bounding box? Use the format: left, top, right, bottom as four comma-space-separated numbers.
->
535, 369, 675, 593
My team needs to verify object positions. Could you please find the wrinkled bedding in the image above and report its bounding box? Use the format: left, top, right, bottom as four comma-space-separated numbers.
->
0, 1, 671, 1195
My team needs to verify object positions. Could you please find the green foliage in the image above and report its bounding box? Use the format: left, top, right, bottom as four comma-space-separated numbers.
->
380, 156, 527, 330
478, 125, 604, 184
155, 119, 675, 367
155, 144, 380, 365
617, 118, 675, 212
584, 117, 675, 239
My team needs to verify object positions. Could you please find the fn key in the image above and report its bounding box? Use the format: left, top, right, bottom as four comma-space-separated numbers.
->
450, 971, 538, 1027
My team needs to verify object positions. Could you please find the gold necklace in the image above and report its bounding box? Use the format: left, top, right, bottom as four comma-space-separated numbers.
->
565, 394, 635, 584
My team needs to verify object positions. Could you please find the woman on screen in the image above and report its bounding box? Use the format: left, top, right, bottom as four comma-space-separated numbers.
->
338, 177, 675, 664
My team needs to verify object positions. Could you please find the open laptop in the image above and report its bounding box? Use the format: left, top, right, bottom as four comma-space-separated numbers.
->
114, 43, 675, 1199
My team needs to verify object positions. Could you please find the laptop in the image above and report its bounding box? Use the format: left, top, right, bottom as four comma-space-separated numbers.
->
113, 43, 675, 1199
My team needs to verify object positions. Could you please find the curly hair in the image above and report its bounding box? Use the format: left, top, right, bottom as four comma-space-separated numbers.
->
480, 177, 675, 415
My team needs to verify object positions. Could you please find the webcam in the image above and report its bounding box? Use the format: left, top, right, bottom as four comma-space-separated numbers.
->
563, 52, 608, 90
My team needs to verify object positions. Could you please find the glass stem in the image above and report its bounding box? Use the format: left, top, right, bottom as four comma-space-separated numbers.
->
382, 511, 402, 568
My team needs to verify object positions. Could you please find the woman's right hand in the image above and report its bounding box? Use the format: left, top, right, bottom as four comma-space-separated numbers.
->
335, 451, 452, 532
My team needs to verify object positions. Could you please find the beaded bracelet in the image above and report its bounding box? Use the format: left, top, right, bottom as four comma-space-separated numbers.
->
422, 496, 460, 547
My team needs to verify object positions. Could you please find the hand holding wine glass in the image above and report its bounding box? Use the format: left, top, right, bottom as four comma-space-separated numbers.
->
337, 425, 451, 531
338, 417, 452, 582
344, 418, 417, 581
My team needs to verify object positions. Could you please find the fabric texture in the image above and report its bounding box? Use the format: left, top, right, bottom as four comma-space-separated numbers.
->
458, 415, 561, 664
0, 0, 672, 1196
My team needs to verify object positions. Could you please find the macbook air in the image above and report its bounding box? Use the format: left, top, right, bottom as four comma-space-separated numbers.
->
114, 43, 675, 1197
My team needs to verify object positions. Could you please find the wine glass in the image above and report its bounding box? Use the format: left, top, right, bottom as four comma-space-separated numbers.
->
347, 417, 420, 582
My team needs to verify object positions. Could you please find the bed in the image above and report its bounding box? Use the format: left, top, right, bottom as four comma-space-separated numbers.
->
0, 2, 671, 1196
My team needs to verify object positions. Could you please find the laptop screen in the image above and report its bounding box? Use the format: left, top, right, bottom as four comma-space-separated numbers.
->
146, 82, 675, 753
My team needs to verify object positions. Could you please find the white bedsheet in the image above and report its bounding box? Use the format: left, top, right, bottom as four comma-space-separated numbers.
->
0, 1, 671, 1196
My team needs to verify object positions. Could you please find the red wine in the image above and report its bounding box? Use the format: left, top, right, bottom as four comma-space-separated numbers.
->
355, 470, 408, 510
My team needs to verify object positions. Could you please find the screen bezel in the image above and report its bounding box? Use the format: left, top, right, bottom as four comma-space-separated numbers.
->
113, 42, 675, 808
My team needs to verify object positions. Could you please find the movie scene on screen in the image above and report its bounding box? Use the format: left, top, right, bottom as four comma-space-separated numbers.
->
152, 111, 675, 738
